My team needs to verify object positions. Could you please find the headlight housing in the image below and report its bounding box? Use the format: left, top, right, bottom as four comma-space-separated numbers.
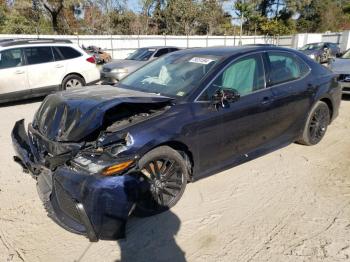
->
309, 54, 316, 59
71, 133, 135, 176
72, 154, 135, 176
111, 68, 128, 74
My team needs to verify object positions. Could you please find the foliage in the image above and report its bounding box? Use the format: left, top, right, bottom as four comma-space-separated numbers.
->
0, 0, 350, 35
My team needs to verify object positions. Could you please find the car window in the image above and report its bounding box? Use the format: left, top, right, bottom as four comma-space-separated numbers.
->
154, 48, 169, 58
168, 48, 179, 53
120, 53, 222, 97
24, 47, 54, 65
57, 46, 82, 59
267, 52, 309, 86
199, 54, 265, 100
52, 47, 64, 61
0, 48, 23, 69
126, 48, 156, 61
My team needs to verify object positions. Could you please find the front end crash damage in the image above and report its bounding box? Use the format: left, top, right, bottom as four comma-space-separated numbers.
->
11, 87, 173, 241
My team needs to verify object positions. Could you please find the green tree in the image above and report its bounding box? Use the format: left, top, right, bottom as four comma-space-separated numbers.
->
163, 0, 200, 35
297, 0, 345, 32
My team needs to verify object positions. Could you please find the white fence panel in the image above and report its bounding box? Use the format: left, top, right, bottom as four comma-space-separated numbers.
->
322, 33, 342, 44
1, 32, 349, 58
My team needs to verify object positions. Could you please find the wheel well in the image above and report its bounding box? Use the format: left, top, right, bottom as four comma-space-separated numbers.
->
320, 97, 333, 119
62, 73, 86, 85
159, 141, 194, 180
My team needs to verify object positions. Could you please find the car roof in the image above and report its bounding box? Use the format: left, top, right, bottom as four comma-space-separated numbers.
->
139, 46, 179, 50
305, 42, 337, 45
169, 45, 296, 58
0, 38, 72, 48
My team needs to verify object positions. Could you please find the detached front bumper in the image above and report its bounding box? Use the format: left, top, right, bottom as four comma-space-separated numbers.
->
12, 120, 141, 241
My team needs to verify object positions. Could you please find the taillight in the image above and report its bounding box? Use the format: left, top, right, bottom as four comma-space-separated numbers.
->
86, 56, 95, 64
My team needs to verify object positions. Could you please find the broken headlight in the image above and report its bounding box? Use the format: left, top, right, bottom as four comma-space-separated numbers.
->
71, 133, 135, 175
71, 154, 135, 176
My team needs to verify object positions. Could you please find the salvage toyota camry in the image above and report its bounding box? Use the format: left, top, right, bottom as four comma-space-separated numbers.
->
12, 46, 341, 241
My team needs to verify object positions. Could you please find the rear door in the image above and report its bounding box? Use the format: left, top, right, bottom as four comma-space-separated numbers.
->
24, 46, 64, 89
0, 48, 28, 94
265, 51, 312, 142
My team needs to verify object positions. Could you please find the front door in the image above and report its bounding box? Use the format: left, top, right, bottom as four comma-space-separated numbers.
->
194, 53, 277, 173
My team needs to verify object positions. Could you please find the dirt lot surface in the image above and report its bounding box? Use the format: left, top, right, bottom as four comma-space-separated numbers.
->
1, 98, 350, 262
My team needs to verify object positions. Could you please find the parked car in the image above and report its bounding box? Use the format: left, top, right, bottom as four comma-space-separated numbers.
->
329, 49, 350, 94
299, 42, 341, 63
12, 46, 341, 241
83, 45, 112, 64
101, 46, 180, 84
0, 39, 100, 104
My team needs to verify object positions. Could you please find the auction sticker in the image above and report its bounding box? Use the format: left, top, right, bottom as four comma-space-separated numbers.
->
189, 57, 215, 64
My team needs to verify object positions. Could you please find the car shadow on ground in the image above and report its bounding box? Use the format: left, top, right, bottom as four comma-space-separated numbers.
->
115, 210, 186, 262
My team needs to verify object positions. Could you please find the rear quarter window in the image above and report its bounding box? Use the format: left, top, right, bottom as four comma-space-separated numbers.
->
267, 52, 310, 85
57, 46, 82, 59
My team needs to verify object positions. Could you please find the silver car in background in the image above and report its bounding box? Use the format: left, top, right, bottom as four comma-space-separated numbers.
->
329, 49, 350, 94
101, 46, 180, 84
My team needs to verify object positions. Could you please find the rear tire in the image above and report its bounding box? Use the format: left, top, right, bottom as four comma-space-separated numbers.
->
61, 75, 85, 90
297, 101, 330, 146
133, 146, 189, 217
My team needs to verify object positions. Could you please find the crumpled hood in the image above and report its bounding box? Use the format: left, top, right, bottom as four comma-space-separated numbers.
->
33, 85, 172, 142
329, 58, 350, 75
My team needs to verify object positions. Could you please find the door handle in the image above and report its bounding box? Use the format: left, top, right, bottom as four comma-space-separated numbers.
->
261, 96, 273, 105
55, 64, 64, 68
15, 70, 25, 74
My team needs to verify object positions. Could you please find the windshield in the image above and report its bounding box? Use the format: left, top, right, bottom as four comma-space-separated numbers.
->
119, 53, 222, 97
342, 50, 350, 59
126, 48, 156, 61
300, 43, 323, 51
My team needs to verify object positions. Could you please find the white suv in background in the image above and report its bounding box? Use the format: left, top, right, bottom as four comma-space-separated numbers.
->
0, 39, 100, 103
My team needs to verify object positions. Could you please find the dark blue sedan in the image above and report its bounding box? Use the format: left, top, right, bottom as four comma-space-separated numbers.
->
12, 46, 341, 241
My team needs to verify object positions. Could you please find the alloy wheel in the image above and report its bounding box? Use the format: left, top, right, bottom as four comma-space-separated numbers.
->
65, 79, 82, 89
140, 158, 185, 209
308, 106, 329, 143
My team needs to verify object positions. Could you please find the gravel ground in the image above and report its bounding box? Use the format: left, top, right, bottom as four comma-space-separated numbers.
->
0, 97, 350, 262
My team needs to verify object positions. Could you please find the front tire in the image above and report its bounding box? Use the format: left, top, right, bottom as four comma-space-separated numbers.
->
133, 146, 189, 217
61, 75, 85, 90
298, 101, 330, 146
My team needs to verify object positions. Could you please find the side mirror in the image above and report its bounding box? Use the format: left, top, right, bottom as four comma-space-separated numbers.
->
212, 88, 240, 108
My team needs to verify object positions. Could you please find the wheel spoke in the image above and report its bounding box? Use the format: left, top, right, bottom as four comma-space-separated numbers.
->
159, 160, 169, 173
164, 183, 182, 191
145, 164, 156, 180
161, 188, 176, 197
152, 160, 161, 179
166, 178, 183, 183
158, 192, 164, 205
162, 161, 176, 179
